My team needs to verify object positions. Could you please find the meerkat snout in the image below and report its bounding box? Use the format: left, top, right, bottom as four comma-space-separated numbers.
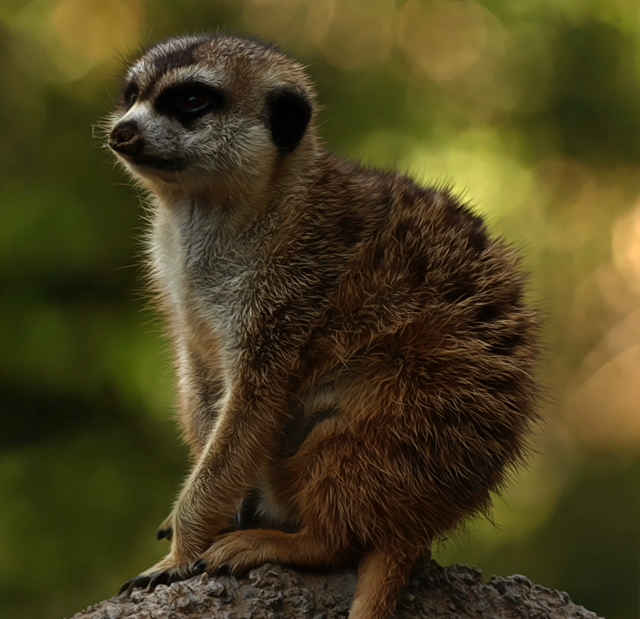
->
109, 121, 143, 156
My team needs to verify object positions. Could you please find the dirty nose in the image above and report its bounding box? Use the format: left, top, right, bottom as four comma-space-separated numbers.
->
109, 121, 143, 156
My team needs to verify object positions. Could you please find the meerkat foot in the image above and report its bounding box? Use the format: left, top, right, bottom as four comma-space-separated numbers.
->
192, 527, 351, 576
117, 555, 197, 596
117, 575, 150, 597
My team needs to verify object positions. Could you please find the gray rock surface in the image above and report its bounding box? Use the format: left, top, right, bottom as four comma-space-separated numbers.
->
70, 560, 603, 619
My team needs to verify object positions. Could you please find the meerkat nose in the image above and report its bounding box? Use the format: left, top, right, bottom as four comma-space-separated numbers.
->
109, 121, 143, 156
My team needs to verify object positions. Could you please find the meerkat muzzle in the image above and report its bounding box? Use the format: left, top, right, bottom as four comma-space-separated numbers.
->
109, 121, 143, 156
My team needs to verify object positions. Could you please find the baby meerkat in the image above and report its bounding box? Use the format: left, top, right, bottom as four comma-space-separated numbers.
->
108, 35, 540, 619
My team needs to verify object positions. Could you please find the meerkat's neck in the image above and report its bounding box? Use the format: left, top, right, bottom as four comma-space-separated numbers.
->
147, 135, 322, 239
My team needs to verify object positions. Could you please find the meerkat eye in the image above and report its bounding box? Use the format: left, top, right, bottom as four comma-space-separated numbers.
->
122, 83, 139, 109
177, 92, 209, 113
156, 83, 226, 124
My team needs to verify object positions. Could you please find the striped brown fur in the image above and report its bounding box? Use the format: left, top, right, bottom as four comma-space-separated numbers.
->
107, 35, 541, 619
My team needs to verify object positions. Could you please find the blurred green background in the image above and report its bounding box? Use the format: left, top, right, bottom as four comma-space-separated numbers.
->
1, 1, 639, 618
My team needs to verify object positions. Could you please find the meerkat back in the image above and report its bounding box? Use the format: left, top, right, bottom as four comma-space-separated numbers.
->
107, 35, 541, 619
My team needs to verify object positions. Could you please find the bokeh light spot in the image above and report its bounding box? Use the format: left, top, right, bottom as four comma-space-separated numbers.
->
398, 0, 488, 82
613, 203, 640, 292
319, 0, 396, 71
49, 0, 144, 79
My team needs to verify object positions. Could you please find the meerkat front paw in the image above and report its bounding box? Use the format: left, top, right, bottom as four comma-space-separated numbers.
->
191, 530, 274, 577
117, 554, 197, 596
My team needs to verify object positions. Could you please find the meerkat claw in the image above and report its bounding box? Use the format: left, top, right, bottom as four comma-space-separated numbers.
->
192, 559, 207, 574
118, 575, 150, 596
155, 525, 173, 541
147, 570, 172, 592
217, 563, 231, 576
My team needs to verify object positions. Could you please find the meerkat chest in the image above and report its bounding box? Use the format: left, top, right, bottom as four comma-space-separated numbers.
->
151, 201, 254, 348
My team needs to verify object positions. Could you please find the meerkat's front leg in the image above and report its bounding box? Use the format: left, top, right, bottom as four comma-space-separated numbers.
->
118, 467, 216, 594
119, 376, 290, 594
152, 349, 229, 545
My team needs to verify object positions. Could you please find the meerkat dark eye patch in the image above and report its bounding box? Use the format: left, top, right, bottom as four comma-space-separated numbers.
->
267, 89, 312, 154
155, 82, 227, 126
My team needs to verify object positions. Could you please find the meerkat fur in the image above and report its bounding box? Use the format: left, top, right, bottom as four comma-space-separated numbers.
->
107, 35, 541, 619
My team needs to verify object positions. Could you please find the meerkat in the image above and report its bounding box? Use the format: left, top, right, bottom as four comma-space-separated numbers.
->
107, 35, 540, 619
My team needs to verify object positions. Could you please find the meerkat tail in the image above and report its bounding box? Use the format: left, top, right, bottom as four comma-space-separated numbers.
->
349, 546, 421, 619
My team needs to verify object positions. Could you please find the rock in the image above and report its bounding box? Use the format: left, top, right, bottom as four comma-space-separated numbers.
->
69, 560, 603, 619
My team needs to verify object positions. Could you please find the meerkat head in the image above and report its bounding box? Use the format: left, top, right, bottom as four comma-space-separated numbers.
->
107, 35, 315, 197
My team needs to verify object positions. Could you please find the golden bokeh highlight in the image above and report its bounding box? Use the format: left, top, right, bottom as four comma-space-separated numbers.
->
397, 0, 488, 82
50, 0, 143, 59
540, 161, 608, 251
564, 339, 640, 450
558, 192, 640, 450
49, 0, 144, 78
613, 203, 640, 293
242, 0, 303, 40
303, 1, 338, 49
242, 1, 341, 58
318, 0, 396, 71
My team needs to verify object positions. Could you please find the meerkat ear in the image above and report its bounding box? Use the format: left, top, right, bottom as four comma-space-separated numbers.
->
267, 89, 312, 154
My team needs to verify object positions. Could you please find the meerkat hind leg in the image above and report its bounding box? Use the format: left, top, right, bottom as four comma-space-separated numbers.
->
193, 527, 357, 576
194, 529, 419, 619
349, 546, 422, 619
